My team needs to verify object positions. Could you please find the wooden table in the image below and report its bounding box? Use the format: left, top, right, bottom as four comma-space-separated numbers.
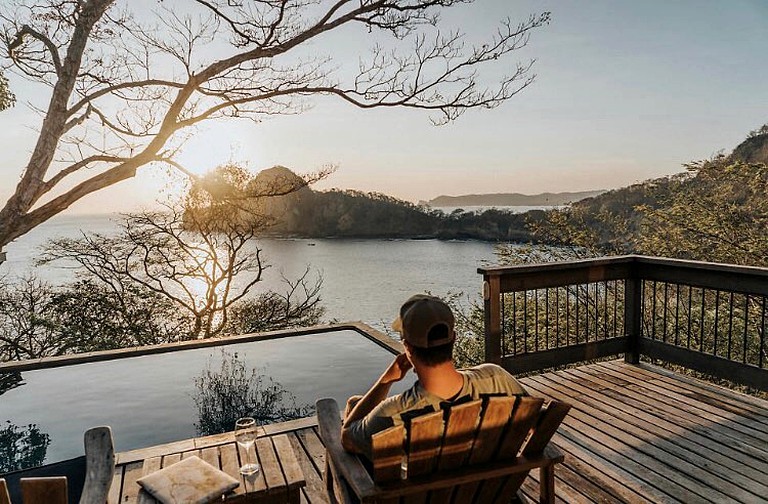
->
110, 431, 305, 503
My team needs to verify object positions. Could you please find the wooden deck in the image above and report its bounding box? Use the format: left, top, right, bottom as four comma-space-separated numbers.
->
116, 360, 768, 503
285, 361, 768, 503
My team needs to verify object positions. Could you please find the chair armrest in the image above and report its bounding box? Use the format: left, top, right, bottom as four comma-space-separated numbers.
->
316, 398, 376, 499
80, 426, 115, 504
542, 443, 565, 465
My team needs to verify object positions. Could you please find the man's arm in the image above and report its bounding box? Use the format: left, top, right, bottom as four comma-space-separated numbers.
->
341, 353, 412, 453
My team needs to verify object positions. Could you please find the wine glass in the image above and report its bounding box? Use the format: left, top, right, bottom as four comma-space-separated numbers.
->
234, 417, 260, 475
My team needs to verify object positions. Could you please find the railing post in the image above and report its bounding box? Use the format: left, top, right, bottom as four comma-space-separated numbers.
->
484, 275, 502, 365
624, 270, 642, 364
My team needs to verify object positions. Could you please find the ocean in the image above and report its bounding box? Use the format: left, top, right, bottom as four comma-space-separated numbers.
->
0, 213, 525, 331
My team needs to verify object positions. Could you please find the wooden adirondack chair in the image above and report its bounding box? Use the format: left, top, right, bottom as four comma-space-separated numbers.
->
0, 426, 114, 504
316, 395, 571, 504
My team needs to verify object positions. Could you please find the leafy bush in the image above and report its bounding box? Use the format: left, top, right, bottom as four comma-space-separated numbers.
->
192, 350, 312, 436
0, 422, 50, 473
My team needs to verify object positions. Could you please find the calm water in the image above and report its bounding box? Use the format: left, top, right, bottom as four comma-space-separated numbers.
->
0, 214, 515, 471
0, 330, 416, 466
1, 213, 510, 331
431, 204, 557, 214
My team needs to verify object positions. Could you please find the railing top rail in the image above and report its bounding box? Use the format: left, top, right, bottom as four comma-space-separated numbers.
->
633, 255, 768, 277
477, 255, 637, 276
479, 254, 768, 279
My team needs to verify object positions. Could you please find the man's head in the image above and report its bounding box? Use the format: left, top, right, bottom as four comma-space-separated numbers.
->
392, 294, 456, 366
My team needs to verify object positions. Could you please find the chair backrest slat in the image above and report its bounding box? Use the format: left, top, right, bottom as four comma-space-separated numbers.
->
446, 397, 518, 504
20, 477, 67, 504
435, 400, 482, 471
369, 396, 571, 503
524, 401, 572, 455
0, 479, 11, 504
495, 396, 544, 460
405, 411, 444, 477
467, 396, 516, 465
372, 425, 405, 483
493, 400, 573, 503
425, 400, 483, 504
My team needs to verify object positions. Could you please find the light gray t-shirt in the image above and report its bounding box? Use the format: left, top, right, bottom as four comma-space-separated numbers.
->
345, 363, 527, 458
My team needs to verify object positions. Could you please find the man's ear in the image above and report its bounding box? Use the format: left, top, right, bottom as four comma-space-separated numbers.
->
403, 341, 415, 363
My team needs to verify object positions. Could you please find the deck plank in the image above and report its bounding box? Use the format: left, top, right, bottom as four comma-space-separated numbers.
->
553, 433, 658, 504
563, 367, 768, 458
113, 361, 768, 504
288, 432, 328, 504
526, 376, 764, 503
584, 364, 768, 440
525, 379, 726, 503
600, 362, 768, 424
528, 372, 768, 489
636, 362, 768, 412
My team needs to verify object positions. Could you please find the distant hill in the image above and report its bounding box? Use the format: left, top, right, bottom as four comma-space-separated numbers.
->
533, 125, 768, 253
428, 190, 606, 207
732, 131, 768, 164
208, 166, 543, 241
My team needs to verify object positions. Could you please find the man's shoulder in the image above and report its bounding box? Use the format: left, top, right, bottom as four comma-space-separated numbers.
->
462, 363, 527, 396
464, 362, 512, 378
373, 383, 429, 418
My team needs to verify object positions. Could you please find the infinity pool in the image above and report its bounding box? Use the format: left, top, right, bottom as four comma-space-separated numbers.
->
0, 328, 414, 471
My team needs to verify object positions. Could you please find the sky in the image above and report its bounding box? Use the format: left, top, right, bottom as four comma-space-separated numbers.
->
1, 0, 767, 214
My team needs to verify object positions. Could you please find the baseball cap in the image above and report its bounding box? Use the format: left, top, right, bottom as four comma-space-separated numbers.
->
391, 294, 456, 348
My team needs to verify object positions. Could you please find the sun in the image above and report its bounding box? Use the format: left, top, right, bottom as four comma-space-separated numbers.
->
175, 137, 236, 177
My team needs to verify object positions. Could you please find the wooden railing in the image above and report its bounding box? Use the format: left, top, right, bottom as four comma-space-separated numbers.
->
479, 255, 768, 391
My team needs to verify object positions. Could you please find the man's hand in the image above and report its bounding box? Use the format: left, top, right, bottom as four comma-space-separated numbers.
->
380, 353, 412, 384
341, 353, 413, 452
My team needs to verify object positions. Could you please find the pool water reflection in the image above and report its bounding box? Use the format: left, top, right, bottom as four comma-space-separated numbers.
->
0, 329, 414, 471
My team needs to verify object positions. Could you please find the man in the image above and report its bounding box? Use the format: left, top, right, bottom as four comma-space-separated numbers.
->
341, 294, 527, 458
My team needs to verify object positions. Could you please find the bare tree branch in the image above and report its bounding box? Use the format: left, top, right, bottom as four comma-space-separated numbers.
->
0, 0, 550, 257
9, 24, 63, 74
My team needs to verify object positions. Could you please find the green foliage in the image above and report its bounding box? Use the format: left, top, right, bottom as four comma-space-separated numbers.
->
523, 174, 684, 257
747, 123, 768, 139
275, 189, 440, 238
450, 297, 486, 369
0, 422, 50, 473
0, 277, 190, 361
192, 350, 312, 436
637, 158, 768, 266
437, 208, 538, 241
525, 146, 768, 268
49, 280, 191, 350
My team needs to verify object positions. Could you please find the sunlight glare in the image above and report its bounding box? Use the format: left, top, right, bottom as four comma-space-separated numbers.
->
184, 240, 227, 336
159, 127, 252, 200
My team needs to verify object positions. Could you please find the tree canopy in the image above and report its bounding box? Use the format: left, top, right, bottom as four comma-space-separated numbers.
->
0, 0, 549, 258
514, 129, 768, 268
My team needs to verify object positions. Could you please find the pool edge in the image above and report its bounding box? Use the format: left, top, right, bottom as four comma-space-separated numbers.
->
0, 322, 403, 373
